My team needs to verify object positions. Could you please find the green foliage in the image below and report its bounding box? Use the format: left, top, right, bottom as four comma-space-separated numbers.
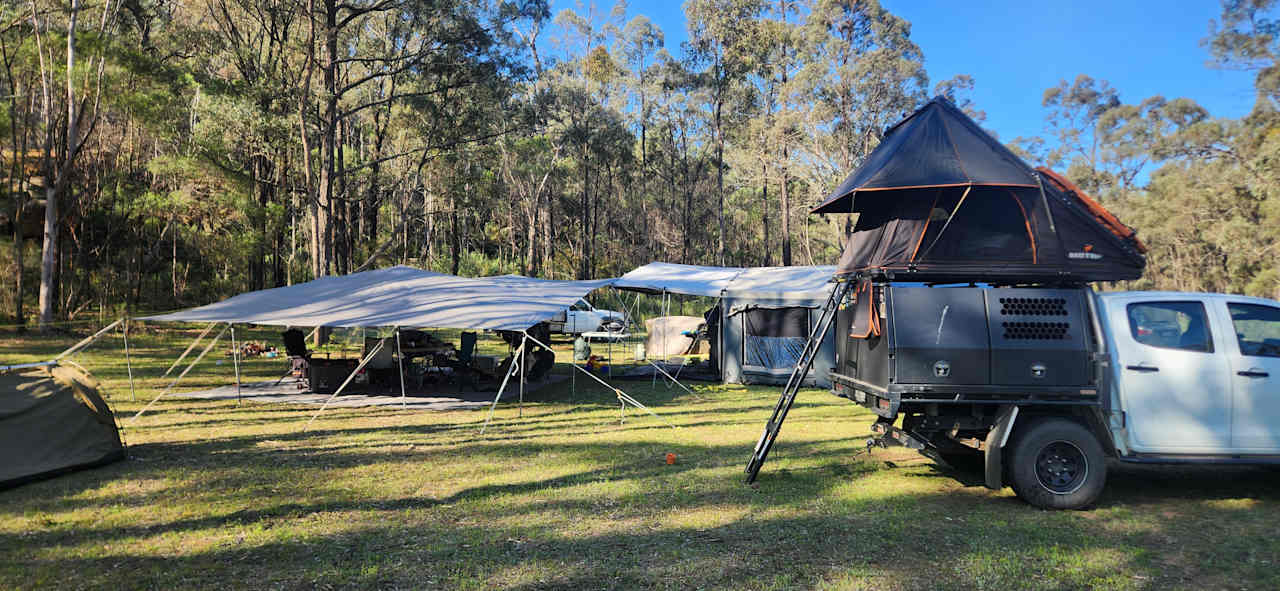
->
5, 0, 1280, 326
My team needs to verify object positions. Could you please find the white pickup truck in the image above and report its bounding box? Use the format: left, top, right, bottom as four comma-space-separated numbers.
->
547, 299, 626, 335
751, 285, 1280, 509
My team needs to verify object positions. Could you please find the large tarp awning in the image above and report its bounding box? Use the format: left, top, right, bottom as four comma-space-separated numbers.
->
614, 262, 835, 300
613, 263, 747, 297
721, 266, 836, 300
811, 97, 1039, 215
141, 266, 616, 331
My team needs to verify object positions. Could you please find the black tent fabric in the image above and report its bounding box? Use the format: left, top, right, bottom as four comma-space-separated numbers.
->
1, 365, 125, 489
812, 97, 1038, 215
822, 97, 1146, 283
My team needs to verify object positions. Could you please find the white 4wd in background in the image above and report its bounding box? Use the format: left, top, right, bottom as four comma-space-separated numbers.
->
548, 299, 626, 335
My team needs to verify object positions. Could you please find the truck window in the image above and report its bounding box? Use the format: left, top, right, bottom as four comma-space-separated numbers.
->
1126, 301, 1214, 353
1227, 303, 1280, 358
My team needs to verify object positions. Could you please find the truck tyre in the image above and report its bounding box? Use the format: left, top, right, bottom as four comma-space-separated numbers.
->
1007, 418, 1106, 509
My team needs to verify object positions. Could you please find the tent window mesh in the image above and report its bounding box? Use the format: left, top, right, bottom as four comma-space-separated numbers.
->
743, 308, 809, 370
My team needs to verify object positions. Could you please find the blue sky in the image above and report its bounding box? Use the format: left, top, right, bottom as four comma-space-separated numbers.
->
549, 0, 1259, 143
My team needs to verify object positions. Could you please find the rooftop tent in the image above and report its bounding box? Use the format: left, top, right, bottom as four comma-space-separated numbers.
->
143, 266, 616, 331
811, 97, 1038, 215
816, 97, 1146, 283
1, 364, 125, 489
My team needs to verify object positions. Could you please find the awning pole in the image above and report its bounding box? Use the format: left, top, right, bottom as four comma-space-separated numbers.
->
163, 322, 215, 377
480, 335, 528, 434
133, 323, 231, 421
230, 325, 242, 406
304, 338, 388, 431
55, 318, 124, 360
520, 331, 676, 430
611, 287, 694, 396
122, 318, 137, 401
518, 335, 526, 419
396, 328, 408, 409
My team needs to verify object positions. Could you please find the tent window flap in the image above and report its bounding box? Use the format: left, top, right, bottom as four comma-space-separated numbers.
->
742, 308, 810, 370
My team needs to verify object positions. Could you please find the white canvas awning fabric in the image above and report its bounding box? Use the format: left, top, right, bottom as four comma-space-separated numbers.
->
720, 266, 837, 300
613, 262, 835, 300
141, 266, 616, 331
612, 262, 747, 297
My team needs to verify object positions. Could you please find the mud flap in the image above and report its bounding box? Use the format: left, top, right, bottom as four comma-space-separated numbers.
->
983, 405, 1019, 490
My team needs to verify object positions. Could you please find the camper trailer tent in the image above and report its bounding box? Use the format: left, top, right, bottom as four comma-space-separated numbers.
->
614, 263, 838, 388
720, 267, 838, 387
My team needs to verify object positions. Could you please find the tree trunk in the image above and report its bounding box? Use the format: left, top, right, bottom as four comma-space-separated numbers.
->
761, 160, 770, 267
715, 98, 725, 265
314, 0, 338, 279
38, 0, 81, 331
781, 146, 791, 266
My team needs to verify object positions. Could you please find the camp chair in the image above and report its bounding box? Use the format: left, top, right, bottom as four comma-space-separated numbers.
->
281, 329, 311, 386
443, 332, 481, 390
458, 332, 477, 366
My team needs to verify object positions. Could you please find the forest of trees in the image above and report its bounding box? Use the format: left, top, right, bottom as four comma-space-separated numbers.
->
2, 0, 1278, 331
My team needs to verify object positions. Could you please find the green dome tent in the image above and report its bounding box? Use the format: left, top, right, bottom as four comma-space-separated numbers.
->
0, 364, 125, 489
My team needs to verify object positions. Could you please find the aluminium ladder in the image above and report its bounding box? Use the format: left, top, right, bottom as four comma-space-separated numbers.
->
744, 280, 852, 483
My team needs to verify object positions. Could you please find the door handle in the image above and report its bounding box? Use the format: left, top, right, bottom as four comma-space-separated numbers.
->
1125, 364, 1159, 373
1237, 369, 1270, 378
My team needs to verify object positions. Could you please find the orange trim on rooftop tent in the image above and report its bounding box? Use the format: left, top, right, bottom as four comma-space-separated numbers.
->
1005, 189, 1038, 264
908, 190, 943, 262
811, 182, 1040, 214
1036, 167, 1148, 254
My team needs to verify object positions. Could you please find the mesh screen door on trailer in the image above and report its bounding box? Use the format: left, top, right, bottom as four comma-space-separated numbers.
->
742, 308, 810, 370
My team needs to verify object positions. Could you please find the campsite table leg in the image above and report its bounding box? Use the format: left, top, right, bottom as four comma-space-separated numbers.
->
230, 325, 242, 406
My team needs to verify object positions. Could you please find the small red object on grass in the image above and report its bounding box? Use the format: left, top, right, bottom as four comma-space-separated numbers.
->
665, 453, 677, 465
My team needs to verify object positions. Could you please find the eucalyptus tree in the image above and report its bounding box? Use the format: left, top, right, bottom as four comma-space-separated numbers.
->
28, 0, 123, 330
793, 0, 925, 259
686, 0, 764, 265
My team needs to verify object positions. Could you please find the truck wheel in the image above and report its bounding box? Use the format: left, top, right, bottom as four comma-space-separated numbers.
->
1007, 418, 1106, 510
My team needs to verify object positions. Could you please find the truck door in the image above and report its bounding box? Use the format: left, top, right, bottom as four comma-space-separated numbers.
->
1220, 300, 1280, 450
566, 300, 591, 333
1112, 299, 1232, 451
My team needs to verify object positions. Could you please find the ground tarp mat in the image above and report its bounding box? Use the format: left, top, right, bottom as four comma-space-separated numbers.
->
1, 366, 124, 488
142, 266, 616, 331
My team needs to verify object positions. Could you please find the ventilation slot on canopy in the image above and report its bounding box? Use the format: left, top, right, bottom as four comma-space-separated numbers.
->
998, 297, 1068, 317
1001, 321, 1070, 341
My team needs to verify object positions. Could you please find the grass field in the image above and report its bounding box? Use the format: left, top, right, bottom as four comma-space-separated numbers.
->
2, 325, 1280, 590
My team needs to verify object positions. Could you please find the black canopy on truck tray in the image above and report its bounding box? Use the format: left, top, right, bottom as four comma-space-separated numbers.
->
815, 97, 1146, 284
